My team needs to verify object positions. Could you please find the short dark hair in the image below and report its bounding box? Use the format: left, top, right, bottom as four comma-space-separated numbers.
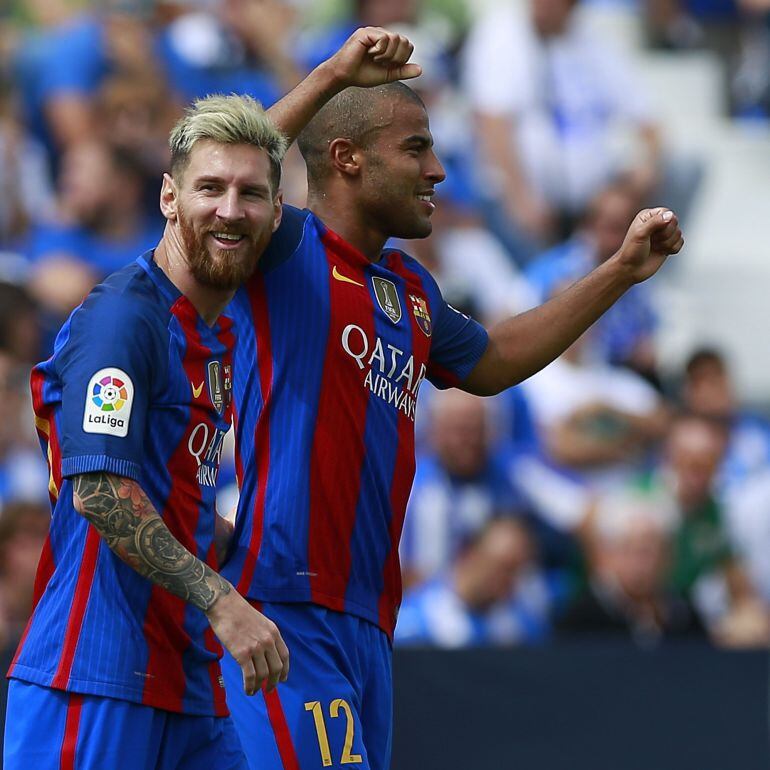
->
685, 347, 725, 378
297, 82, 425, 186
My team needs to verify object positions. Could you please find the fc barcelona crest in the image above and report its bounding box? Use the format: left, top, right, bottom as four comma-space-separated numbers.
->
372, 277, 402, 325
410, 294, 432, 337
207, 360, 232, 415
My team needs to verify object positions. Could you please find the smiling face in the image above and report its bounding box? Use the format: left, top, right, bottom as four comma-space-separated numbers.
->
163, 139, 281, 291
357, 98, 446, 240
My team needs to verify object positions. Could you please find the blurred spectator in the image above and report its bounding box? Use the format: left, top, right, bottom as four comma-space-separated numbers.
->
526, 183, 660, 383
96, 72, 181, 194
158, 0, 303, 105
0, 281, 42, 364
520, 329, 668, 493
297, 0, 424, 71
559, 490, 705, 646
405, 200, 536, 325
724, 467, 770, 605
0, 80, 56, 246
681, 346, 770, 492
21, 140, 163, 325
401, 389, 527, 587
640, 413, 770, 645
0, 351, 49, 510
0, 501, 49, 651
462, 0, 664, 257
645, 0, 770, 117
396, 517, 552, 647
11, 3, 170, 159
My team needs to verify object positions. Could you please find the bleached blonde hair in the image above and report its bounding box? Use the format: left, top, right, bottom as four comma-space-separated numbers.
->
169, 94, 288, 190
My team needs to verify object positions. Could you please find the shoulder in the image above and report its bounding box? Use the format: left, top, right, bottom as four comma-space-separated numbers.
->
259, 205, 314, 273
71, 261, 171, 339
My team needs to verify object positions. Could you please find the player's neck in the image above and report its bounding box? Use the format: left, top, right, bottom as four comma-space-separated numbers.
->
154, 239, 234, 327
308, 195, 386, 262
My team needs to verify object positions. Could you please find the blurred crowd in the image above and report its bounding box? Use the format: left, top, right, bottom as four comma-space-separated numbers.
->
2, 0, 770, 677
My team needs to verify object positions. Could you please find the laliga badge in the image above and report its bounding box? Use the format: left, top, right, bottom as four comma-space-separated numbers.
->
83, 367, 135, 438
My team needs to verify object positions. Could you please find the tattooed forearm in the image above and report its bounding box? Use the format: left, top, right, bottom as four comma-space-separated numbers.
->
72, 472, 231, 612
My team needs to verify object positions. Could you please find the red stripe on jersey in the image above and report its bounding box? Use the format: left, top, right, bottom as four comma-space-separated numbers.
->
307, 233, 375, 609
59, 692, 83, 770
51, 527, 101, 690
141, 297, 214, 713
202, 316, 236, 716
265, 689, 301, 770
31, 366, 62, 503
237, 275, 273, 594
10, 370, 57, 675
378, 253, 434, 634
246, 599, 300, 769
32, 536, 56, 606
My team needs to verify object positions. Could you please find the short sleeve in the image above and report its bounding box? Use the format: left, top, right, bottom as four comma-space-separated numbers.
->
426, 280, 489, 390
56, 293, 165, 481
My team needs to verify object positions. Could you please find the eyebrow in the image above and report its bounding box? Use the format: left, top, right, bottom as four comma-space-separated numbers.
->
193, 176, 271, 194
400, 134, 433, 149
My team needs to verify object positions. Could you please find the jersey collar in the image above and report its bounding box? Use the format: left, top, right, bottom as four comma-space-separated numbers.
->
310, 211, 389, 269
137, 249, 182, 307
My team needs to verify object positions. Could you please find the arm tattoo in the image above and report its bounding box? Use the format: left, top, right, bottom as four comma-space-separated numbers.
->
72, 472, 231, 612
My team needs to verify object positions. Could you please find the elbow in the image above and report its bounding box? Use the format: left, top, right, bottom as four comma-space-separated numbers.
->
462, 379, 506, 398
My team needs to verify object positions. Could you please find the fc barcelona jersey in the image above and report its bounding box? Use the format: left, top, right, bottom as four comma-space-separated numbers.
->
8, 253, 233, 716
223, 207, 488, 635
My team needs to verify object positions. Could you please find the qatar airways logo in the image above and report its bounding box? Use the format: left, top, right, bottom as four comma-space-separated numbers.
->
341, 324, 427, 421
188, 423, 227, 487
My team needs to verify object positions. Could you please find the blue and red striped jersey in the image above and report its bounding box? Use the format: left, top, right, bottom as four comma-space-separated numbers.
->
223, 207, 489, 635
8, 253, 233, 716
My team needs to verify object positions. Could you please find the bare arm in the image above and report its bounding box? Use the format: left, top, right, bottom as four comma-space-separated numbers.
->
463, 208, 684, 396
266, 26, 421, 145
73, 472, 231, 609
73, 472, 289, 694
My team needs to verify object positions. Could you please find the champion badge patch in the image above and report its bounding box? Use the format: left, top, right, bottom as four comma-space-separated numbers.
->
372, 277, 402, 325
83, 367, 135, 437
207, 361, 232, 415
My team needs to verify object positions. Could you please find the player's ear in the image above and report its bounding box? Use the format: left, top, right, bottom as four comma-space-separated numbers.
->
160, 173, 179, 221
329, 139, 361, 178
272, 191, 283, 232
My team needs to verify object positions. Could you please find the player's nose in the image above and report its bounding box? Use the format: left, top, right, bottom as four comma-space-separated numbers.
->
425, 150, 446, 185
216, 188, 246, 221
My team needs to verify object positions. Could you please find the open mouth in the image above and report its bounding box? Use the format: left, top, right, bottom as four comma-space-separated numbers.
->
210, 232, 246, 248
416, 192, 436, 211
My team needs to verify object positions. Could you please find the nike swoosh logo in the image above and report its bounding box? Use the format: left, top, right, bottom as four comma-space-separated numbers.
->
332, 265, 364, 287
192, 382, 205, 398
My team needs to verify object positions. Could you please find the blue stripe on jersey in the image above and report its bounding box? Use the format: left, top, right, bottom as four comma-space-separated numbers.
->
257, 230, 331, 594
223, 290, 262, 584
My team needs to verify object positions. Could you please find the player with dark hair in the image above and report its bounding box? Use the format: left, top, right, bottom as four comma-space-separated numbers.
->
3, 30, 421, 770
221, 80, 684, 768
